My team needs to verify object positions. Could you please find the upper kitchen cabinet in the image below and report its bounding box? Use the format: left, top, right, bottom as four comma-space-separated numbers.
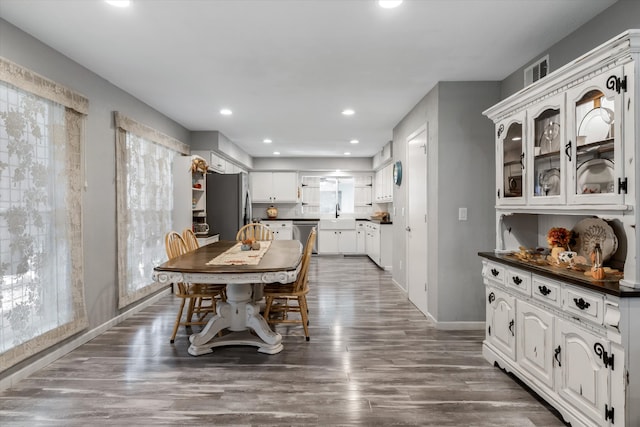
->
250, 172, 298, 203
496, 111, 526, 206
484, 31, 637, 213
566, 66, 627, 206
528, 93, 566, 206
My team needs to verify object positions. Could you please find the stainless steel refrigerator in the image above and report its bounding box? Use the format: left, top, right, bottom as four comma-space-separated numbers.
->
206, 172, 252, 241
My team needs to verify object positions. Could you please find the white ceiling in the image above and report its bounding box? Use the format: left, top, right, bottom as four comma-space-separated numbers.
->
0, 0, 616, 158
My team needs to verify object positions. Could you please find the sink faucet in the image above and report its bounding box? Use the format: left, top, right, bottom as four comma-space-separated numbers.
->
335, 203, 340, 218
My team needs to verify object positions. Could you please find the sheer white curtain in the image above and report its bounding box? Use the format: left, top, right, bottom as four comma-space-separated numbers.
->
0, 57, 88, 371
115, 113, 189, 308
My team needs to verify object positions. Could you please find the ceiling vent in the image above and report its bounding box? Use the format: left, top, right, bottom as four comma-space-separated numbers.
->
524, 55, 549, 86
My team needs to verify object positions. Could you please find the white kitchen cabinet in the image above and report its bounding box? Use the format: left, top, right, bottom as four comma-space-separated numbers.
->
486, 286, 516, 361
496, 111, 526, 205
374, 164, 393, 203
209, 152, 226, 173
262, 220, 293, 240
318, 230, 356, 254
555, 319, 610, 426
355, 221, 366, 254
481, 257, 631, 426
364, 222, 391, 269
485, 31, 640, 290
488, 57, 630, 210
318, 219, 356, 254
250, 172, 298, 203
517, 299, 554, 388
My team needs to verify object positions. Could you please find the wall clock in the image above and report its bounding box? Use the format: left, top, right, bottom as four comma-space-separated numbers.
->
393, 161, 402, 186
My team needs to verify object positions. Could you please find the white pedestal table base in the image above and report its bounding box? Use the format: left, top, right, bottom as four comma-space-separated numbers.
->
188, 282, 283, 356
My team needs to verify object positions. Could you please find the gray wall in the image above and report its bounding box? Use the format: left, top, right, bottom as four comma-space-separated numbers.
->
391, 82, 499, 324
0, 19, 190, 345
501, 0, 640, 99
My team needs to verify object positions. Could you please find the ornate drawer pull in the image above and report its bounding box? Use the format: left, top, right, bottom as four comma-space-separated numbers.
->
488, 292, 495, 304
508, 319, 514, 336
512, 276, 522, 285
538, 285, 551, 296
490, 268, 499, 277
554, 345, 562, 367
573, 297, 591, 310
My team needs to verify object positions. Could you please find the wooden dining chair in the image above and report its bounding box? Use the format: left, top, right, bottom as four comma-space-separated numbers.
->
181, 227, 227, 314
164, 231, 226, 343
262, 227, 316, 341
182, 227, 200, 252
236, 222, 274, 241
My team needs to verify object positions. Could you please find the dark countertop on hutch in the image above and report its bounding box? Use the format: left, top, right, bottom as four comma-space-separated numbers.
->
479, 251, 640, 298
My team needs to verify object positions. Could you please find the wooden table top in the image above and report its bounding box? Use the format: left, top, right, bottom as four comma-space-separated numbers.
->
155, 240, 303, 274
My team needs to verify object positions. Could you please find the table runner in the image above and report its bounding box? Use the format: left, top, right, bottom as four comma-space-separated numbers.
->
206, 241, 272, 266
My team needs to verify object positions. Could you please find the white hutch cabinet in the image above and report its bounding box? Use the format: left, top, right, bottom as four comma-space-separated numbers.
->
480, 30, 640, 426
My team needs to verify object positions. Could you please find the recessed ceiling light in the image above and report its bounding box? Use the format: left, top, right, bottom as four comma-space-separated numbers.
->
263, 138, 272, 144
512, 137, 522, 141
350, 139, 359, 144
344, 152, 351, 156
341, 109, 355, 116
378, 0, 403, 9
220, 108, 232, 116
273, 151, 280, 155
105, 0, 131, 7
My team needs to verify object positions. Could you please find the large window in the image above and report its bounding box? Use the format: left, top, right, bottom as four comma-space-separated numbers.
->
319, 177, 354, 215
115, 113, 189, 308
0, 58, 87, 370
301, 174, 372, 216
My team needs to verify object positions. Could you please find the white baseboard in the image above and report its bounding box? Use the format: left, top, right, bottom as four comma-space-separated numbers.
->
431, 319, 486, 331
0, 288, 170, 392
391, 278, 406, 294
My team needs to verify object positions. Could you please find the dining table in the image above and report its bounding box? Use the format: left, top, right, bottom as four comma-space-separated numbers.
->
153, 239, 303, 356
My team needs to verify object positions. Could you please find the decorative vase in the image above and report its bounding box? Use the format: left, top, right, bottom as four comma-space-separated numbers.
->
266, 205, 278, 219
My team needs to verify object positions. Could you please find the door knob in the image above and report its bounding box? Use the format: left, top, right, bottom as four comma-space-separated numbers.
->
405, 226, 411, 232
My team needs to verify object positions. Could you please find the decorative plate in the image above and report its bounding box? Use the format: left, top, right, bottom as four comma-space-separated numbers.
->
576, 158, 614, 194
572, 218, 618, 263
578, 107, 613, 145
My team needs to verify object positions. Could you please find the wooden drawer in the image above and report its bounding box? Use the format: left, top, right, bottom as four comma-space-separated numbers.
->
505, 267, 531, 296
483, 261, 506, 286
562, 286, 603, 325
531, 276, 561, 308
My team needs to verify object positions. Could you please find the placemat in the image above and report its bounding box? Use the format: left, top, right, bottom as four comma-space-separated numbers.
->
206, 241, 272, 266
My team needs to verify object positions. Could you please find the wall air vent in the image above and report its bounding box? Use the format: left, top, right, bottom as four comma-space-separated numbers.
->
524, 55, 549, 86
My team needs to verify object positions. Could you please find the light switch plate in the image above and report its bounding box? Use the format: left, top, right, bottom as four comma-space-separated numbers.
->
458, 207, 468, 221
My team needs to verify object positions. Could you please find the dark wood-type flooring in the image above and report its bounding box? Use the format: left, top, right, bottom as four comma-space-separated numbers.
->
0, 255, 566, 426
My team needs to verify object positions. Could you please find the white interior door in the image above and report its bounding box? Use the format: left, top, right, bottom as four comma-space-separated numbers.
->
406, 125, 428, 315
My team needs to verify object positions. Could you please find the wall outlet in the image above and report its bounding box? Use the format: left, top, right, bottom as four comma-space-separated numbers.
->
458, 207, 468, 221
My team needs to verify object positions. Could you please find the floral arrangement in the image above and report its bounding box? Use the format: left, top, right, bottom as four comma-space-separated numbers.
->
547, 227, 572, 249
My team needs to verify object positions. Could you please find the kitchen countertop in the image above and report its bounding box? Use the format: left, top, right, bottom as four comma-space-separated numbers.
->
479, 251, 640, 297
259, 218, 392, 224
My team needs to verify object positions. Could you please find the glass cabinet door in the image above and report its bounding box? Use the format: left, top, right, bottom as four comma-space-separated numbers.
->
496, 112, 526, 205
528, 93, 566, 205
566, 67, 625, 205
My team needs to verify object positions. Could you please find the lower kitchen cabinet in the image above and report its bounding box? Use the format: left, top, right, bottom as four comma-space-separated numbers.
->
365, 222, 392, 270
486, 286, 516, 361
262, 220, 293, 240
480, 256, 637, 427
554, 319, 610, 426
517, 299, 553, 388
318, 229, 356, 254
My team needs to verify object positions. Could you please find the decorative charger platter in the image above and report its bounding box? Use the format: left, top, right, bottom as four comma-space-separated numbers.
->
572, 217, 617, 261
